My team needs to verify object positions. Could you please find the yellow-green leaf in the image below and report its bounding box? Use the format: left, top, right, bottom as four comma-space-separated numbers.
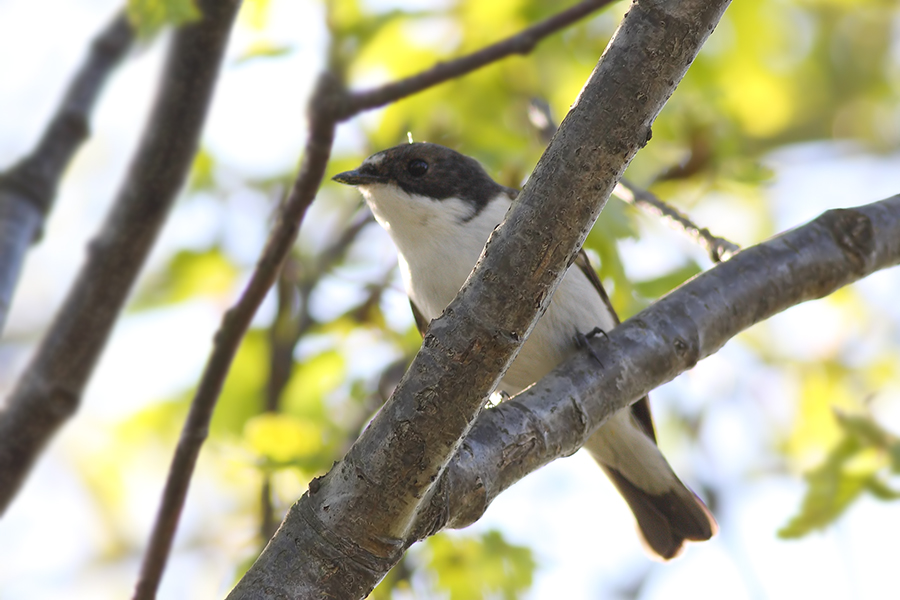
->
127, 0, 200, 38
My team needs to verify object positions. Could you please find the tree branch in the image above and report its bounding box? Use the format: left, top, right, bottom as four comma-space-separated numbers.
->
338, 0, 616, 118
417, 194, 900, 531
228, 1, 732, 597
0, 0, 239, 514
615, 179, 740, 262
0, 13, 133, 335
260, 213, 372, 540
135, 0, 618, 592
131, 70, 344, 600
527, 93, 739, 264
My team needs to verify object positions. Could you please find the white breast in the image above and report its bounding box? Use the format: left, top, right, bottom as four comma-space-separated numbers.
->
361, 184, 617, 394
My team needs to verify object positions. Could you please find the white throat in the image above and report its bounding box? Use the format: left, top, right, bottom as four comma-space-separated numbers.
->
359, 183, 512, 321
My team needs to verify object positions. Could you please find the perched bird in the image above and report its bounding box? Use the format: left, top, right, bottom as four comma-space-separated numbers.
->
333, 142, 716, 559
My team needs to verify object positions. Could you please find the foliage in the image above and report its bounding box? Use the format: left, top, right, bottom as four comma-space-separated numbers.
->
126, 0, 200, 38
123, 0, 900, 593
780, 410, 900, 538
5, 0, 900, 597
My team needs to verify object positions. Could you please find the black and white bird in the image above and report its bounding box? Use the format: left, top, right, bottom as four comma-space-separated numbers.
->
333, 142, 716, 559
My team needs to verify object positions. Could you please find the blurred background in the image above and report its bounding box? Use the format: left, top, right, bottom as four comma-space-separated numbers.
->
2, 0, 900, 598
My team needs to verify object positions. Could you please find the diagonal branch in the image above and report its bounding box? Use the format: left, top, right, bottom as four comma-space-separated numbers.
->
615, 179, 741, 262
0, 13, 133, 335
338, 0, 616, 118
135, 0, 621, 592
418, 195, 900, 532
131, 71, 344, 600
527, 94, 740, 263
228, 1, 733, 598
0, 0, 240, 514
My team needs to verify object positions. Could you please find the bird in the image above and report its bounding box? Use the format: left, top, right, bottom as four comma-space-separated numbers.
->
333, 142, 716, 560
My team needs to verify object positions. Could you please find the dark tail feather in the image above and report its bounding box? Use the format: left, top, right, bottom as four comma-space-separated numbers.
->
604, 467, 717, 560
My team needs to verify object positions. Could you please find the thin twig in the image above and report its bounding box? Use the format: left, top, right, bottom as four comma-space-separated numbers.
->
615, 179, 741, 262
259, 213, 372, 540
0, 13, 133, 334
0, 2, 238, 516
527, 94, 740, 263
339, 0, 615, 118
132, 71, 343, 600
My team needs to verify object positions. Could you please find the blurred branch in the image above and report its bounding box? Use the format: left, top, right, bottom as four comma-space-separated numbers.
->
419, 195, 900, 532
260, 213, 372, 540
0, 13, 133, 335
132, 67, 343, 599
339, 0, 615, 118
528, 96, 740, 263
615, 179, 740, 262
0, 0, 238, 517
229, 1, 731, 597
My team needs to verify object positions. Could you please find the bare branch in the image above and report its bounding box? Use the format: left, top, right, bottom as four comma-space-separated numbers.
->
527, 91, 739, 263
339, 0, 616, 118
137, 1, 613, 591
0, 13, 133, 334
229, 1, 732, 597
0, 0, 239, 513
420, 195, 900, 531
615, 179, 741, 262
132, 71, 344, 600
259, 213, 372, 540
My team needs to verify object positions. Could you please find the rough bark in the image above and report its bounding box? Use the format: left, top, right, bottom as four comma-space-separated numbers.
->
418, 195, 900, 531
0, 0, 240, 514
228, 1, 733, 598
135, 1, 620, 593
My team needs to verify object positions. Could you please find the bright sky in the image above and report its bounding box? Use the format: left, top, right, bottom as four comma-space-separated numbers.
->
2, 1, 900, 599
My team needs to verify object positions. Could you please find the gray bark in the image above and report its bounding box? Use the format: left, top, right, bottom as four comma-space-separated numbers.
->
0, 14, 132, 334
0, 0, 240, 514
228, 0, 733, 598
423, 196, 900, 531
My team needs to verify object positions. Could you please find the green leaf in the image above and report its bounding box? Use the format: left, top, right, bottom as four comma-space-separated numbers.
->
890, 442, 900, 474
780, 410, 900, 538
632, 262, 702, 300
234, 43, 295, 64
778, 438, 870, 539
188, 147, 216, 192
281, 351, 346, 419
425, 530, 536, 600
135, 248, 239, 309
127, 0, 200, 38
865, 478, 900, 501
211, 330, 269, 436
244, 413, 324, 467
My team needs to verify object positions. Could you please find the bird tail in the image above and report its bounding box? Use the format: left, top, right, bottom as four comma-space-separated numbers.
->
584, 409, 717, 560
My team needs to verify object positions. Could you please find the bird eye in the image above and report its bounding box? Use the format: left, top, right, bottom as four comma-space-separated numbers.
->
407, 159, 428, 177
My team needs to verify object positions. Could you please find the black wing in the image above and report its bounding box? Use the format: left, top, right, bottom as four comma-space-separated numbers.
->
410, 299, 430, 337
574, 249, 657, 444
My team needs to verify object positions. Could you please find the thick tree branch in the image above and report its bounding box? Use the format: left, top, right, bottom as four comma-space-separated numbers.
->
229, 1, 732, 598
338, 0, 615, 118
527, 94, 739, 263
418, 194, 900, 531
0, 13, 133, 335
0, 1, 239, 514
136, 0, 618, 592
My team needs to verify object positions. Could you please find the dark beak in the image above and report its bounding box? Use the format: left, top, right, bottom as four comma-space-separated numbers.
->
332, 169, 387, 186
